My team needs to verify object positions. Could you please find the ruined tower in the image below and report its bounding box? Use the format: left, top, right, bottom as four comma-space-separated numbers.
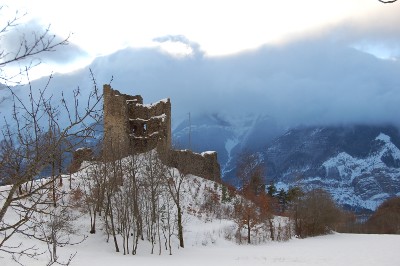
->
103, 84, 220, 181
103, 84, 171, 157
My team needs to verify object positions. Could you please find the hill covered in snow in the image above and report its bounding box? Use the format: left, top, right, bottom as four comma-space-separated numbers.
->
2, 151, 400, 266
1, 150, 289, 265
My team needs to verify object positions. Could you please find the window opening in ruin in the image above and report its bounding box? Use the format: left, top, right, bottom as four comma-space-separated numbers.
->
132, 125, 138, 135
143, 123, 147, 133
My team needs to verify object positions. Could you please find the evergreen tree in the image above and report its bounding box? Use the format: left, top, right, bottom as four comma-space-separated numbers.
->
267, 183, 277, 197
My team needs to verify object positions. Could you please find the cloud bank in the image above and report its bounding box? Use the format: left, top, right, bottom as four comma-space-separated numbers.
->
34, 34, 398, 130
7, 11, 400, 131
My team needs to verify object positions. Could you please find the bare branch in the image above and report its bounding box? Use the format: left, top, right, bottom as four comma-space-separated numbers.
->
0, 6, 70, 85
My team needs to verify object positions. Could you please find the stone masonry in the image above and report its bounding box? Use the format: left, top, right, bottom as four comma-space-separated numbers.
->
104, 84, 171, 155
103, 84, 220, 181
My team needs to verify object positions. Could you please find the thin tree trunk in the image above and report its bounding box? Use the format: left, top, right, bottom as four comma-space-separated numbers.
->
58, 154, 63, 186
158, 208, 162, 255
247, 217, 251, 244
69, 173, 72, 190
104, 198, 111, 242
268, 218, 275, 241
51, 227, 58, 262
108, 195, 119, 252
168, 217, 172, 255
177, 205, 184, 248
90, 210, 96, 234
52, 162, 57, 207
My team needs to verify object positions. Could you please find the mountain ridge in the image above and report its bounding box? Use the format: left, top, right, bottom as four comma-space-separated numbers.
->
173, 115, 400, 211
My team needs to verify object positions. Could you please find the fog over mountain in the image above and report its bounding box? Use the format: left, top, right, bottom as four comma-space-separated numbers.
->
4, 34, 398, 132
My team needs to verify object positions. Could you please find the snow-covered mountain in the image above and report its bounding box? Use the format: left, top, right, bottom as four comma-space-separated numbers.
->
264, 126, 400, 211
174, 117, 400, 211
321, 133, 400, 210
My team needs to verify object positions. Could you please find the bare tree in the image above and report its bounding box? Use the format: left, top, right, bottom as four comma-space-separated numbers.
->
128, 156, 144, 255
141, 150, 165, 254
33, 198, 86, 266
0, 6, 69, 84
165, 164, 186, 248
233, 197, 258, 244
93, 147, 180, 256
0, 76, 102, 262
0, 5, 106, 265
81, 162, 103, 234
236, 150, 265, 196
159, 187, 176, 255
101, 138, 123, 253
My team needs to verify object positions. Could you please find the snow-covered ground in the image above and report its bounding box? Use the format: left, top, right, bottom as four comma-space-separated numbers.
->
2, 197, 400, 266
4, 227, 400, 266
2, 154, 400, 266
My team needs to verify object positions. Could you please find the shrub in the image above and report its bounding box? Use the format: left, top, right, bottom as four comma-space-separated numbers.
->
291, 189, 342, 238
365, 197, 400, 234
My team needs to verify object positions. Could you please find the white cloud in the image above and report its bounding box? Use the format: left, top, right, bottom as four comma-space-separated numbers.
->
152, 35, 201, 58
2, 0, 386, 58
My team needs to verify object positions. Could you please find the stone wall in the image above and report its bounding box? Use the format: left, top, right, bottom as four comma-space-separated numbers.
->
167, 150, 221, 182
68, 148, 94, 173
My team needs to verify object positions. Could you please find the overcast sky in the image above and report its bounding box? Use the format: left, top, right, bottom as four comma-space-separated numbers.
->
3, 1, 399, 71
1, 1, 400, 128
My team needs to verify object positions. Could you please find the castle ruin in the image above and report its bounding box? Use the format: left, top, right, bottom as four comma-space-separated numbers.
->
103, 84, 220, 181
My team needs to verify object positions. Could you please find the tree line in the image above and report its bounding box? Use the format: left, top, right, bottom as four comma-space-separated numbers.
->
233, 150, 344, 240
338, 196, 400, 234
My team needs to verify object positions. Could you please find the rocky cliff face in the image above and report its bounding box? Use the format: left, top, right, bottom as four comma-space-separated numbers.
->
264, 126, 400, 211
